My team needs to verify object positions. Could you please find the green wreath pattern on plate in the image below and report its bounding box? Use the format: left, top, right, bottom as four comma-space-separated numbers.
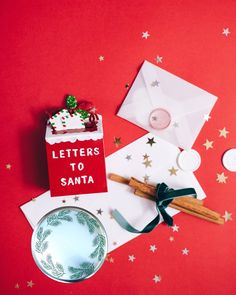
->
41, 254, 65, 278
90, 234, 106, 261
35, 209, 106, 280
68, 262, 95, 280
76, 211, 100, 233
35, 227, 52, 254
47, 209, 73, 226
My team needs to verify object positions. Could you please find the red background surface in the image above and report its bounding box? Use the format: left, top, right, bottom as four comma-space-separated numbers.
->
1, 0, 236, 294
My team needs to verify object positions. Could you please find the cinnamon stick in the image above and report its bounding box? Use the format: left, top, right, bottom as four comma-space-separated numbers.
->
109, 173, 130, 185
109, 173, 223, 224
129, 177, 204, 207
178, 196, 203, 206
109, 173, 204, 206
134, 189, 224, 225
129, 177, 220, 220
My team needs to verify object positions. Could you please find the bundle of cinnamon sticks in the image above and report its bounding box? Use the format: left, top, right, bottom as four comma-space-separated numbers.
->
109, 173, 224, 225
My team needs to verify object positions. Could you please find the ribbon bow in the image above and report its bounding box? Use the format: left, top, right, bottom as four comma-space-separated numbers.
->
112, 183, 197, 233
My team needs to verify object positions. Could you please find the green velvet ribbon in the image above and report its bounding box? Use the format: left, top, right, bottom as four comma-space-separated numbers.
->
112, 183, 197, 233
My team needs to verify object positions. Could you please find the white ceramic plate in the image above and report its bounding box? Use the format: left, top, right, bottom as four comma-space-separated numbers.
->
31, 207, 108, 283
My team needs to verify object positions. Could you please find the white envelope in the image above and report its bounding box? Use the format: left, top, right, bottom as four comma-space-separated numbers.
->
21, 133, 206, 253
118, 60, 217, 150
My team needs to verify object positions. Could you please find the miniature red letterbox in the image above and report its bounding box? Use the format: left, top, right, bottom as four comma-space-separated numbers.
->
45, 96, 107, 197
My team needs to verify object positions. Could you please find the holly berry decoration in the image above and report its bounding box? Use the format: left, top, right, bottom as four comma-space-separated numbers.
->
77, 100, 97, 122
76, 108, 89, 120
66, 95, 77, 110
78, 101, 94, 112
65, 95, 98, 130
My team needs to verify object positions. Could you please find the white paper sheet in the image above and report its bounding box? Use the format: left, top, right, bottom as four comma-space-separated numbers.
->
21, 133, 205, 252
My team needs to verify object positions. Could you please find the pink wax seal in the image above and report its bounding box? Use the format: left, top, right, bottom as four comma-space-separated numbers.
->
149, 108, 171, 130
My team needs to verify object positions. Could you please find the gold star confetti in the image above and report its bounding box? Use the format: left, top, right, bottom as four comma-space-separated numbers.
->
128, 255, 136, 262
172, 224, 179, 232
15, 283, 20, 289
204, 114, 211, 121
182, 248, 189, 255
109, 257, 114, 263
150, 245, 157, 252
73, 196, 79, 202
168, 166, 178, 176
151, 80, 160, 87
106, 254, 114, 263
109, 213, 114, 219
142, 31, 150, 39
155, 56, 163, 63
27, 280, 35, 288
96, 208, 103, 215
203, 139, 214, 150
222, 211, 232, 222
219, 127, 229, 138
125, 155, 132, 161
6, 163, 12, 170
146, 137, 156, 146
153, 275, 161, 283
143, 153, 149, 160
143, 159, 152, 168
216, 172, 228, 184
169, 236, 174, 242
143, 174, 150, 183
113, 137, 122, 147
98, 55, 104, 61
173, 122, 179, 128
222, 28, 230, 36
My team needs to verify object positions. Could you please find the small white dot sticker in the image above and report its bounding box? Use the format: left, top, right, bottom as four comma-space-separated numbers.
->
222, 149, 236, 172
177, 149, 201, 172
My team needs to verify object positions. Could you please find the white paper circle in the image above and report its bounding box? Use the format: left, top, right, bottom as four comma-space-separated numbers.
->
222, 149, 236, 172
177, 149, 201, 172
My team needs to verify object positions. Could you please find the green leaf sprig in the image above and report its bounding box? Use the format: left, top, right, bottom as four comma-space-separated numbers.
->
47, 209, 73, 226
41, 254, 65, 278
35, 227, 52, 254
68, 262, 95, 280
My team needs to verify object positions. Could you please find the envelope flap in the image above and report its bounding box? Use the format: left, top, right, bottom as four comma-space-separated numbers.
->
140, 61, 168, 107
118, 60, 218, 149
